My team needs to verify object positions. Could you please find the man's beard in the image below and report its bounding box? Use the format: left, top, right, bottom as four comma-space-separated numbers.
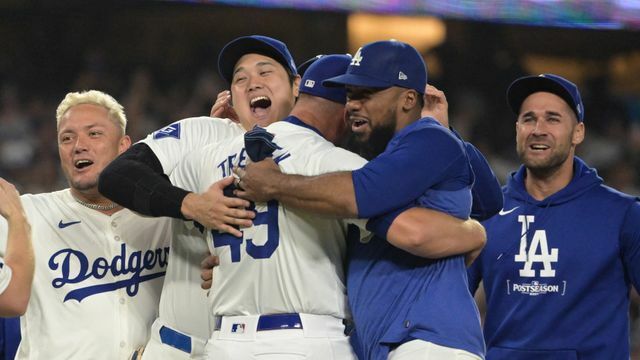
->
340, 122, 396, 161
517, 141, 572, 179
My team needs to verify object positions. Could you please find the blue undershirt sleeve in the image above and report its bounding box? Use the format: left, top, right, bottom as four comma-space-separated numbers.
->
464, 142, 504, 220
352, 127, 467, 218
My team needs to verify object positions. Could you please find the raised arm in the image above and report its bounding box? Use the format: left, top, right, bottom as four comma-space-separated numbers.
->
422, 84, 503, 220
0, 178, 33, 316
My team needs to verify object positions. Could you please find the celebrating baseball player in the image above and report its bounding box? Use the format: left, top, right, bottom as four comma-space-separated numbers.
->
235, 40, 503, 360
0, 178, 33, 317
0, 90, 172, 359
467, 74, 640, 359
99, 35, 300, 359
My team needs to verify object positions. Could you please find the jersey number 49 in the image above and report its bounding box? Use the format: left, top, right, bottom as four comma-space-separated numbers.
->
211, 200, 279, 262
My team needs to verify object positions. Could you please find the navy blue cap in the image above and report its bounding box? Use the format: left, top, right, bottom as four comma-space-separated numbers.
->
299, 54, 351, 104
323, 40, 426, 94
507, 73, 584, 122
217, 35, 297, 84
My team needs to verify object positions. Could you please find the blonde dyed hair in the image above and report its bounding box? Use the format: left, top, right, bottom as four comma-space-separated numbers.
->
56, 90, 127, 134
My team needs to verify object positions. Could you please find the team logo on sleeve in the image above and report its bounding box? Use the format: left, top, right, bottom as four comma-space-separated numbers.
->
48, 244, 170, 302
152, 123, 181, 140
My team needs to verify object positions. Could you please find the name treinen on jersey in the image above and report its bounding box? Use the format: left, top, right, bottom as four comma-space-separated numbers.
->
49, 243, 170, 302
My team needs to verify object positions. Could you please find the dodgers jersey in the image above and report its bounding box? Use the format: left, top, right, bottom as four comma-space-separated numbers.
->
171, 116, 368, 319
0, 258, 12, 295
349, 117, 485, 360
468, 157, 640, 359
0, 189, 171, 360
139, 116, 245, 339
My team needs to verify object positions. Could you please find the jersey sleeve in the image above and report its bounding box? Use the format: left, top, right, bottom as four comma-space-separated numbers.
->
352, 127, 468, 219
169, 146, 211, 193
140, 117, 240, 175
463, 141, 504, 221
620, 199, 640, 292
0, 259, 12, 295
0, 215, 7, 255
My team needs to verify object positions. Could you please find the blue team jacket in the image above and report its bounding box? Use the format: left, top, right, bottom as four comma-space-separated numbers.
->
468, 157, 640, 359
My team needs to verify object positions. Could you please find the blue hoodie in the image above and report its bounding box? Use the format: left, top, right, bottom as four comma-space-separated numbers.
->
468, 157, 640, 359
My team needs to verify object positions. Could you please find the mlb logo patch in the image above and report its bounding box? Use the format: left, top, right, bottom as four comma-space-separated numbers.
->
231, 323, 246, 334
304, 79, 315, 88
153, 123, 181, 140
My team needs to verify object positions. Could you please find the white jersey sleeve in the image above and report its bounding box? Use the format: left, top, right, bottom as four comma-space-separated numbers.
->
0, 259, 12, 295
0, 217, 11, 294
139, 116, 244, 176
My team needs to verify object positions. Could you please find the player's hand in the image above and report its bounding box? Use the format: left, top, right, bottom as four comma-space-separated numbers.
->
180, 176, 255, 237
0, 178, 25, 221
210, 90, 239, 123
421, 84, 449, 128
200, 254, 219, 290
234, 159, 281, 203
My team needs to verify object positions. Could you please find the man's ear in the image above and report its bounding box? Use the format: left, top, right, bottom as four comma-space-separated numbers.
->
402, 89, 420, 112
292, 75, 302, 98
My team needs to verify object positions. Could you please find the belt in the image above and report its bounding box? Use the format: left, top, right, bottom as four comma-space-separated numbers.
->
159, 325, 192, 353
215, 313, 303, 331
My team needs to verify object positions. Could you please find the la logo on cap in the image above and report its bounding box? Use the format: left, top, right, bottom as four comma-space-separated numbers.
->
351, 48, 363, 66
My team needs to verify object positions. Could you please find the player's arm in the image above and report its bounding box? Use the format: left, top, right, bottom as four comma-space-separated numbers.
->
422, 84, 503, 220
99, 142, 190, 218
0, 178, 33, 317
387, 208, 485, 263
236, 160, 357, 217
366, 205, 485, 265
171, 153, 254, 237
237, 128, 462, 219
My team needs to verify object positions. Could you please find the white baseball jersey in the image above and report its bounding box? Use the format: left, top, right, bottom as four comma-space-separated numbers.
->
0, 189, 171, 360
0, 258, 12, 294
139, 116, 245, 339
171, 120, 369, 319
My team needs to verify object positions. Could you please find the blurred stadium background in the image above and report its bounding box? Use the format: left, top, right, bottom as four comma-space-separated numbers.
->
1, 0, 639, 357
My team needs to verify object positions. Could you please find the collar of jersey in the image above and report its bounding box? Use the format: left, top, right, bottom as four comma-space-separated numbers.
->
283, 116, 324, 138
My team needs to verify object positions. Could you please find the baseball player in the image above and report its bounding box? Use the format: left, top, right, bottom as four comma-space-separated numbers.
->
0, 178, 33, 317
99, 35, 301, 359
467, 74, 640, 359
0, 90, 172, 359
235, 40, 504, 360
173, 52, 487, 360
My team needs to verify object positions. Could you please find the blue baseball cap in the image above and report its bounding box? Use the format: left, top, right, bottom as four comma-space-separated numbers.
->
507, 73, 584, 122
299, 54, 351, 104
323, 40, 426, 94
217, 35, 297, 84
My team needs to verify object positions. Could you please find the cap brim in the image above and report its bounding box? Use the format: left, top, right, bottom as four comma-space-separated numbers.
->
218, 38, 290, 84
507, 76, 577, 117
323, 73, 391, 89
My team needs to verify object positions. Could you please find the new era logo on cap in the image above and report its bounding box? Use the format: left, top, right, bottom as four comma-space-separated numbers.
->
323, 40, 427, 94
